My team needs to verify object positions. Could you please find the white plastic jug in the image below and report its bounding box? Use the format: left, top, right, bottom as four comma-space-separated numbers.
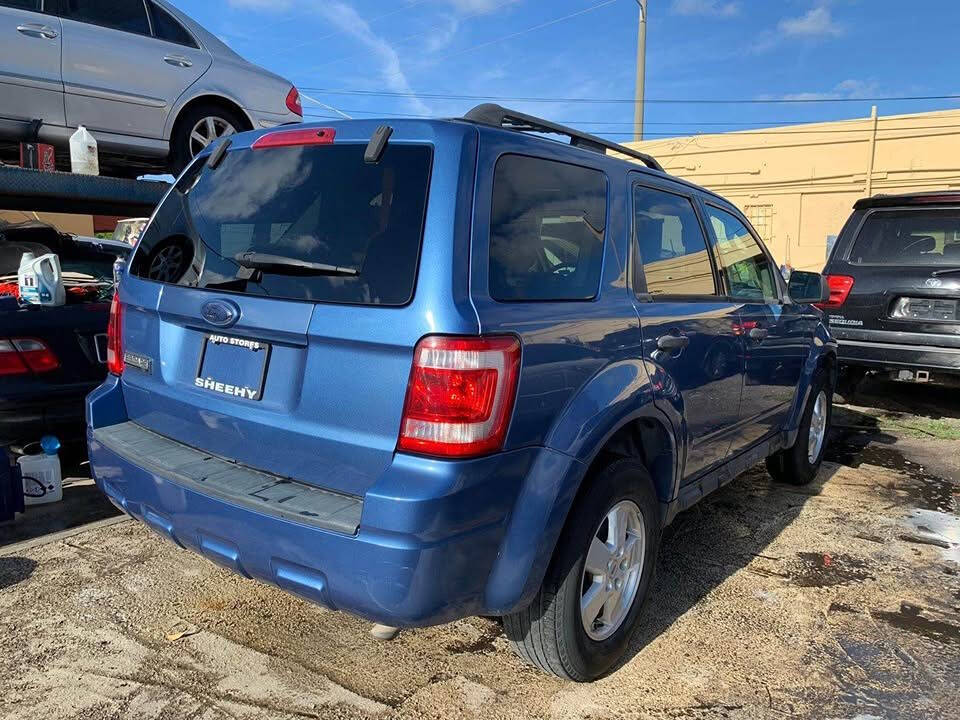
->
18, 437, 63, 506
18, 252, 64, 307
69, 125, 99, 176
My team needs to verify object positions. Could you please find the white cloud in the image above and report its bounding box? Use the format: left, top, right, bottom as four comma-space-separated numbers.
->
765, 79, 882, 102
227, 0, 293, 9
441, 0, 519, 11
778, 6, 843, 38
670, 0, 739, 17
312, 2, 430, 115
423, 14, 460, 53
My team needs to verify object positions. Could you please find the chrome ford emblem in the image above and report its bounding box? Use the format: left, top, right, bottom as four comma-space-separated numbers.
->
201, 299, 239, 328
924, 278, 943, 289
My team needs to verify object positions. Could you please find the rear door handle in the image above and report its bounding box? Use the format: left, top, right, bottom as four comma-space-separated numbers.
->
657, 334, 690, 351
163, 54, 193, 68
17, 23, 58, 39
749, 327, 770, 341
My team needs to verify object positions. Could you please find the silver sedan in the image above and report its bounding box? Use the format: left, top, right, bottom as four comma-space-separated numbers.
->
0, 0, 302, 176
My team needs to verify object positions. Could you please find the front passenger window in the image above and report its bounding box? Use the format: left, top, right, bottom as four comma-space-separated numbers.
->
62, 0, 150, 35
706, 206, 778, 302
633, 185, 715, 296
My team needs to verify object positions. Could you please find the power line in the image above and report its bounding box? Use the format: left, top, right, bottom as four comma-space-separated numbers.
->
302, 108, 960, 126
297, 87, 960, 105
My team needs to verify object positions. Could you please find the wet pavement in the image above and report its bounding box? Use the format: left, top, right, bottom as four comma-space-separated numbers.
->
0, 379, 958, 719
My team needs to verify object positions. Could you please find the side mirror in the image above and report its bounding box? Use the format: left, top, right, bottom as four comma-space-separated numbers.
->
787, 270, 829, 304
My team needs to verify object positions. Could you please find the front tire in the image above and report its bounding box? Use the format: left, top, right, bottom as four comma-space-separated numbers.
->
766, 368, 832, 486
503, 459, 661, 681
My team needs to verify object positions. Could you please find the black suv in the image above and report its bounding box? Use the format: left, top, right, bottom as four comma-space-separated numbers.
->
823, 192, 960, 392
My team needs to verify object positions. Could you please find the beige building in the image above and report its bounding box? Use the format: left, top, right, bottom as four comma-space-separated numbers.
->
627, 107, 960, 272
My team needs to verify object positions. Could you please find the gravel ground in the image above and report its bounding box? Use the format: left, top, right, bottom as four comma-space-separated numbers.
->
1, 382, 958, 720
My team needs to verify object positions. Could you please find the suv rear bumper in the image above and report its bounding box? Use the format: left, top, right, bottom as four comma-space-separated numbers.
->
833, 329, 960, 374
86, 378, 584, 627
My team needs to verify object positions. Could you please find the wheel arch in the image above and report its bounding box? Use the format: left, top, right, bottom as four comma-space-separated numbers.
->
167, 93, 254, 148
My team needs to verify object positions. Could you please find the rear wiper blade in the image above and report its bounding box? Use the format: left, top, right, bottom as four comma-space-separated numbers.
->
233, 252, 358, 276
931, 267, 960, 277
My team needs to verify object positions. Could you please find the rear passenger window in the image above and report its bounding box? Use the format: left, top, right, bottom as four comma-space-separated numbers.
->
633, 185, 715, 296
705, 206, 778, 302
62, 0, 150, 35
489, 155, 606, 302
1, 1, 41, 10
149, 1, 198, 48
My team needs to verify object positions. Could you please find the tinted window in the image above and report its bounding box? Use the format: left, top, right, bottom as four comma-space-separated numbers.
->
63, 0, 150, 35
706, 206, 778, 302
850, 209, 960, 266
131, 144, 433, 306
633, 185, 715, 296
150, 1, 196, 47
489, 155, 606, 302
1, 1, 41, 10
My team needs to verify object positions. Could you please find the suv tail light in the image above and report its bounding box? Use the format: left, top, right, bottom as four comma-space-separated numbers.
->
816, 275, 855, 310
285, 87, 303, 117
398, 335, 521, 458
0, 338, 59, 376
106, 292, 124, 375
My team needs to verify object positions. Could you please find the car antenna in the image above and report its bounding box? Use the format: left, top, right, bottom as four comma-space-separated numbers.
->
207, 138, 232, 170
364, 125, 393, 164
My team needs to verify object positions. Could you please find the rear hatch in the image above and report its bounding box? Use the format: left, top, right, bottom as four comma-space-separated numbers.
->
117, 125, 472, 497
824, 207, 960, 339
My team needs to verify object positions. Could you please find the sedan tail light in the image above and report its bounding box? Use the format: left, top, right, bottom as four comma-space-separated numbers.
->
106, 292, 124, 375
285, 87, 303, 117
398, 336, 521, 458
0, 338, 59, 376
816, 275, 855, 310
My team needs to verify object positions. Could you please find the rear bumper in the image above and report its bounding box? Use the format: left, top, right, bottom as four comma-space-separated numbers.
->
836, 337, 960, 374
86, 377, 584, 627
0, 382, 97, 445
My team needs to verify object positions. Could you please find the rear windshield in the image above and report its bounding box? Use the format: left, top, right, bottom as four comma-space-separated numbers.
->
131, 143, 432, 305
850, 209, 960, 266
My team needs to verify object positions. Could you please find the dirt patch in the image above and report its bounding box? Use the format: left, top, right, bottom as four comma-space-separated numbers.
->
1, 381, 959, 719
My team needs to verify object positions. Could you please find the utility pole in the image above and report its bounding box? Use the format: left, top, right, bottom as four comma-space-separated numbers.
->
633, 0, 647, 143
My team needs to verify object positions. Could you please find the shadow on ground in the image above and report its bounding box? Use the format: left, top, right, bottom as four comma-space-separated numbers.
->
0, 556, 37, 590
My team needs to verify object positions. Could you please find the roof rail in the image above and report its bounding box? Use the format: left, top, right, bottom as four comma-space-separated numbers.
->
462, 103, 665, 173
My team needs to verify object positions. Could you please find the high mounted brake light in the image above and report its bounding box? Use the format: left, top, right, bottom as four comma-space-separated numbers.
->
252, 127, 336, 150
398, 336, 521, 458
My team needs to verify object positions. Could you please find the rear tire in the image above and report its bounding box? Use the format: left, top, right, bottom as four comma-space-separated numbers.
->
503, 458, 661, 681
170, 103, 247, 175
766, 368, 832, 486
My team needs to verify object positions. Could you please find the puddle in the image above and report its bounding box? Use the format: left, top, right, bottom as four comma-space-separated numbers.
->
871, 602, 960, 646
826, 428, 958, 513
901, 509, 960, 565
790, 552, 874, 587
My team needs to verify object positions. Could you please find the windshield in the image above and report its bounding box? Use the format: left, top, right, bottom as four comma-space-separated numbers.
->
131, 143, 433, 305
850, 209, 960, 266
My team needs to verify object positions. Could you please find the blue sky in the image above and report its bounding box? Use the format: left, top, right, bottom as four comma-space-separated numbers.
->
171, 0, 959, 140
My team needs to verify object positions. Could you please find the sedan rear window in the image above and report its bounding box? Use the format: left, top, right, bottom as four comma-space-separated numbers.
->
131, 143, 432, 306
850, 209, 960, 266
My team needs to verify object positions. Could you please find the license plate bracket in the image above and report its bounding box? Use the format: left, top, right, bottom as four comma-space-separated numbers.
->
195, 334, 270, 401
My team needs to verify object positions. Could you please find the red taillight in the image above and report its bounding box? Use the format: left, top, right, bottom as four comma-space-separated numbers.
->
106, 292, 124, 375
252, 127, 335, 150
398, 336, 521, 458
0, 338, 59, 376
285, 87, 303, 117
816, 275, 855, 310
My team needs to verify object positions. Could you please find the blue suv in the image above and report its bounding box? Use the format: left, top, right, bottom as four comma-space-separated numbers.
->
87, 105, 837, 681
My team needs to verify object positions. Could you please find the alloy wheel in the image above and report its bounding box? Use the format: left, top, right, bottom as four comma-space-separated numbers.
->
189, 116, 237, 157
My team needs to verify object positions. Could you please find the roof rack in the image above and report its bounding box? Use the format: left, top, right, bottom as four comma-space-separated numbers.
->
462, 103, 664, 173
